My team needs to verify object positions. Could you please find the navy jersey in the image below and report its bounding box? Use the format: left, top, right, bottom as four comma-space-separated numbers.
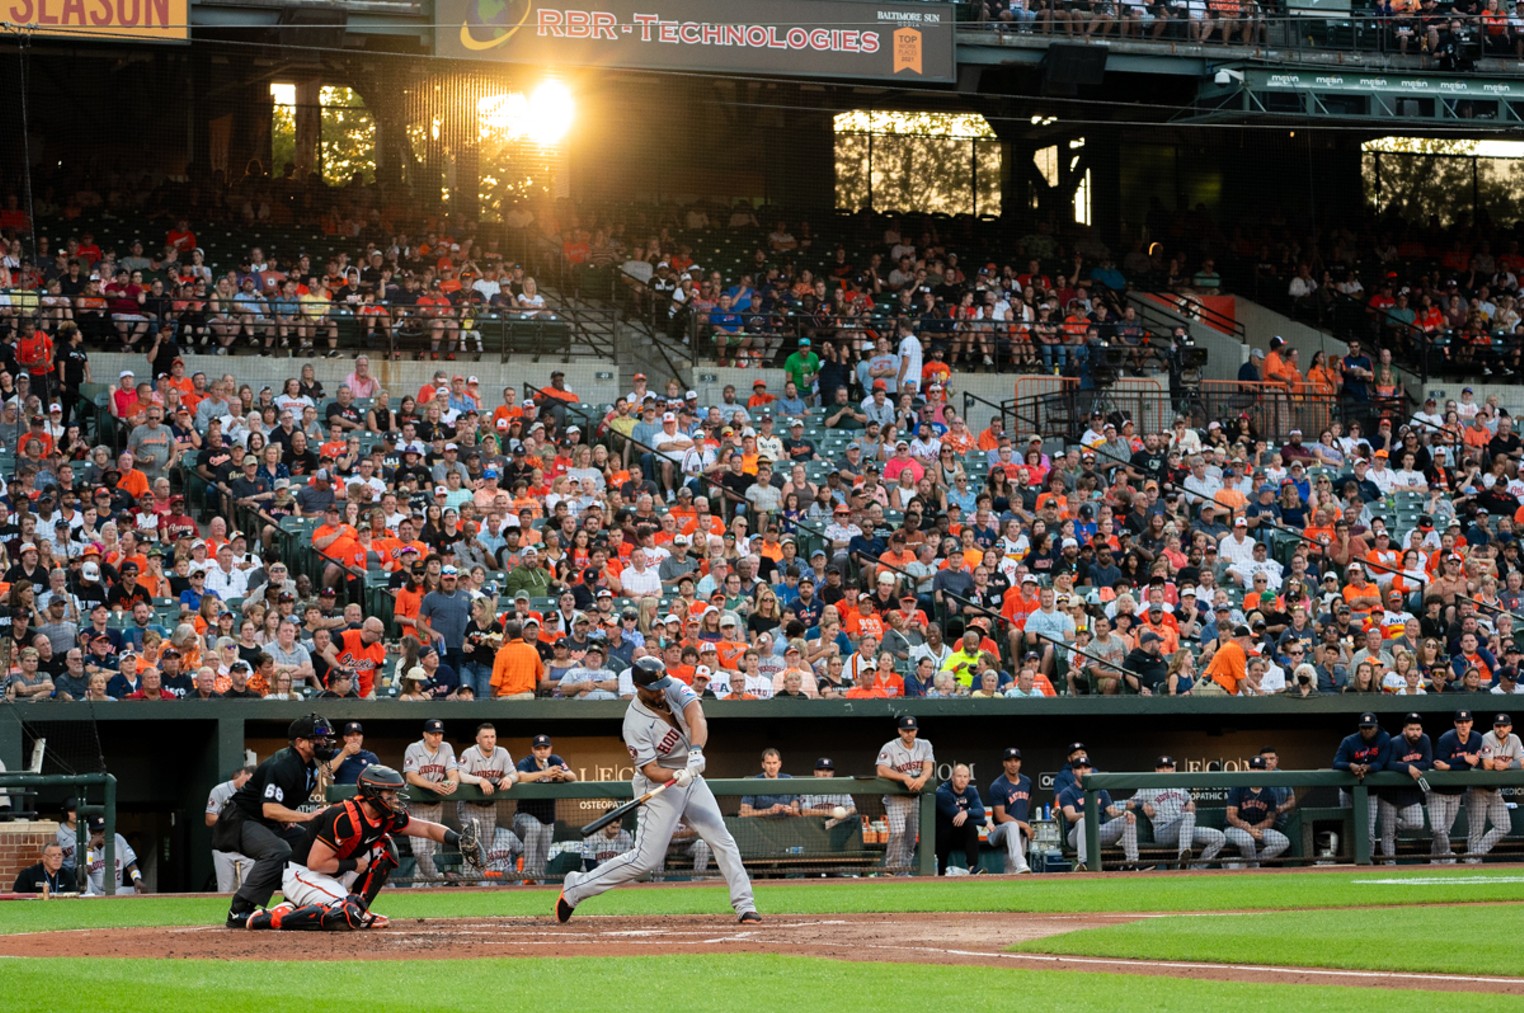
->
987, 773, 1033, 823
1383, 733, 1433, 807
515, 753, 569, 825
935, 781, 987, 824
1432, 729, 1483, 797
292, 797, 411, 867
1332, 729, 1391, 772
1056, 783, 1112, 820
1227, 786, 1277, 828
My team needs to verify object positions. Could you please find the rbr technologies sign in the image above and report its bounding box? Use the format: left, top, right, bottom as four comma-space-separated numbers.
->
438, 0, 956, 84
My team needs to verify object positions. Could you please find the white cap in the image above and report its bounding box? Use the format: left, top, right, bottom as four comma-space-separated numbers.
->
82, 562, 101, 580
119, 369, 134, 379
48, 403, 61, 413
663, 412, 677, 422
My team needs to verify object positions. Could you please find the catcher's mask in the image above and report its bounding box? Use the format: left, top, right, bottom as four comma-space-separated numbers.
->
356, 764, 411, 816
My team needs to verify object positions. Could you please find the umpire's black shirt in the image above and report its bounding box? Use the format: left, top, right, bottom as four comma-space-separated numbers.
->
230, 746, 318, 826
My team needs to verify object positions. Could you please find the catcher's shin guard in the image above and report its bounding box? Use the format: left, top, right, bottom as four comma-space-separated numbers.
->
317, 896, 370, 931
358, 840, 399, 906
264, 902, 330, 930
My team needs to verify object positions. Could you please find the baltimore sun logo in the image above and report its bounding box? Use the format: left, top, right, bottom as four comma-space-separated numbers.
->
460, 0, 535, 51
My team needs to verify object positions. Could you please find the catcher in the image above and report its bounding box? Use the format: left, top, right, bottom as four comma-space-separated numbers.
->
246, 765, 483, 930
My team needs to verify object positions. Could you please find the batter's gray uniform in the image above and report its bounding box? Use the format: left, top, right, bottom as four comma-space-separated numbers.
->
1468, 730, 1524, 860
1135, 785, 1225, 865
560, 681, 755, 915
876, 735, 935, 872
402, 740, 458, 882
206, 778, 254, 892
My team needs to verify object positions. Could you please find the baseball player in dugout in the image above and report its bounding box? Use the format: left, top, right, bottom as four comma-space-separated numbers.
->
556, 656, 759, 924
245, 765, 483, 931
217, 714, 339, 928
875, 715, 934, 874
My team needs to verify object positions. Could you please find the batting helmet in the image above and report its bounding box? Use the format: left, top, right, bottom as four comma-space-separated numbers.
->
631, 656, 671, 691
289, 713, 339, 761
356, 764, 410, 816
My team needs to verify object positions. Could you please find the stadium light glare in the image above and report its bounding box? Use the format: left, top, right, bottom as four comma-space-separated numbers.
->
478, 80, 575, 147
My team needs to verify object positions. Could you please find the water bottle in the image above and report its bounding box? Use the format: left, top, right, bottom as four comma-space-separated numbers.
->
786, 845, 804, 856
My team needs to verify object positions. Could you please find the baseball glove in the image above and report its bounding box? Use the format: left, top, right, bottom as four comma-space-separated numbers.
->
458, 816, 485, 870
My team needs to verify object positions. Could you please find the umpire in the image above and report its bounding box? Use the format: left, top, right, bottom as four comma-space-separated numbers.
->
216, 713, 339, 928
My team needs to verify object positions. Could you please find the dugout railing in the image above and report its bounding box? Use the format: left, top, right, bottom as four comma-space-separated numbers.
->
0, 771, 119, 895
1079, 768, 1524, 870
329, 777, 938, 879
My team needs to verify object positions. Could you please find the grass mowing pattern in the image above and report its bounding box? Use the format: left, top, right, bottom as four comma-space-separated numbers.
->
0, 956, 1508, 1013
1010, 905, 1524, 977
4, 867, 1524, 936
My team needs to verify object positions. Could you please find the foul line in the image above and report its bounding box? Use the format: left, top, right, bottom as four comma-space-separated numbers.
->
934, 948, 1524, 987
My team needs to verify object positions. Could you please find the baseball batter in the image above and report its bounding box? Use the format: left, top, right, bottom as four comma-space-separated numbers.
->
556, 657, 758, 923
455, 722, 516, 883
985, 747, 1033, 874
875, 715, 934, 874
515, 733, 577, 883
205, 765, 256, 893
402, 717, 459, 883
1135, 755, 1225, 867
1379, 715, 1432, 863
1430, 709, 1483, 863
1469, 712, 1523, 861
246, 765, 482, 930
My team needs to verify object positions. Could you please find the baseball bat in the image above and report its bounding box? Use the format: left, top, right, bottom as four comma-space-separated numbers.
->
579, 780, 673, 836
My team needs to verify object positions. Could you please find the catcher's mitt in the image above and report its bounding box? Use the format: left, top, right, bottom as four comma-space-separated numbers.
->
458, 816, 485, 870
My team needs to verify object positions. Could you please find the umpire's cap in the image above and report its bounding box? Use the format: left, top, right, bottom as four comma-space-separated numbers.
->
632, 656, 671, 691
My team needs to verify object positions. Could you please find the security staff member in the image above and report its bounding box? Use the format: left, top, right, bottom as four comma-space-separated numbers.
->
215, 713, 338, 928
12, 842, 72, 893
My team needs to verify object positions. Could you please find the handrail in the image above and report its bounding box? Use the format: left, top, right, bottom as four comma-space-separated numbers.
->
1131, 289, 1247, 340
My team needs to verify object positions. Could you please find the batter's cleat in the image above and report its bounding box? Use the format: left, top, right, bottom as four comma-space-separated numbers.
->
738, 910, 762, 924
556, 892, 575, 923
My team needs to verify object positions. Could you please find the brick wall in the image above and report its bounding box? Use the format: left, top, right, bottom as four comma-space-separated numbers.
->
0, 821, 61, 891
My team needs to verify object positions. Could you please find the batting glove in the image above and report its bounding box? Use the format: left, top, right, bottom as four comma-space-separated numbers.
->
669, 768, 693, 788
686, 747, 706, 775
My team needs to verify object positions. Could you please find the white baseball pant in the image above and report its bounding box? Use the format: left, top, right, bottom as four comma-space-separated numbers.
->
213, 850, 255, 893
513, 812, 555, 881
1376, 799, 1426, 860
1428, 792, 1464, 862
1224, 827, 1289, 866
883, 796, 920, 873
986, 822, 1030, 873
1466, 788, 1511, 860
1152, 815, 1226, 864
410, 803, 443, 882
561, 775, 754, 915
1068, 816, 1138, 867
281, 862, 359, 907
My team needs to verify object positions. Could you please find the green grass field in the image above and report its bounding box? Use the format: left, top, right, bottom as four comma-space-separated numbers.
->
2, 867, 1519, 1010
5, 866, 1521, 936
0, 956, 1510, 1013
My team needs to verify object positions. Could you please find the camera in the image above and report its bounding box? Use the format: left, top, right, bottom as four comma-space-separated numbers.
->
1178, 346, 1209, 370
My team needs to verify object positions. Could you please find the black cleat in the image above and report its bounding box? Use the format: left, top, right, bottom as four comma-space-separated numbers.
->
738, 910, 762, 924
225, 908, 252, 929
555, 892, 575, 924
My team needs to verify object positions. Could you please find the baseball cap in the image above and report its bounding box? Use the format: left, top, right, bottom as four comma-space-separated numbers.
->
1067, 742, 1088, 755
441, 565, 459, 576
1358, 712, 1379, 728
1071, 755, 1093, 769
897, 715, 918, 730
814, 757, 836, 770
532, 734, 553, 747
1455, 709, 1474, 722
1155, 755, 1176, 767
1248, 756, 1268, 770
423, 718, 445, 733
1496, 713, 1514, 726
693, 665, 713, 681
1140, 631, 1163, 644
341, 721, 364, 735
1002, 747, 1022, 760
